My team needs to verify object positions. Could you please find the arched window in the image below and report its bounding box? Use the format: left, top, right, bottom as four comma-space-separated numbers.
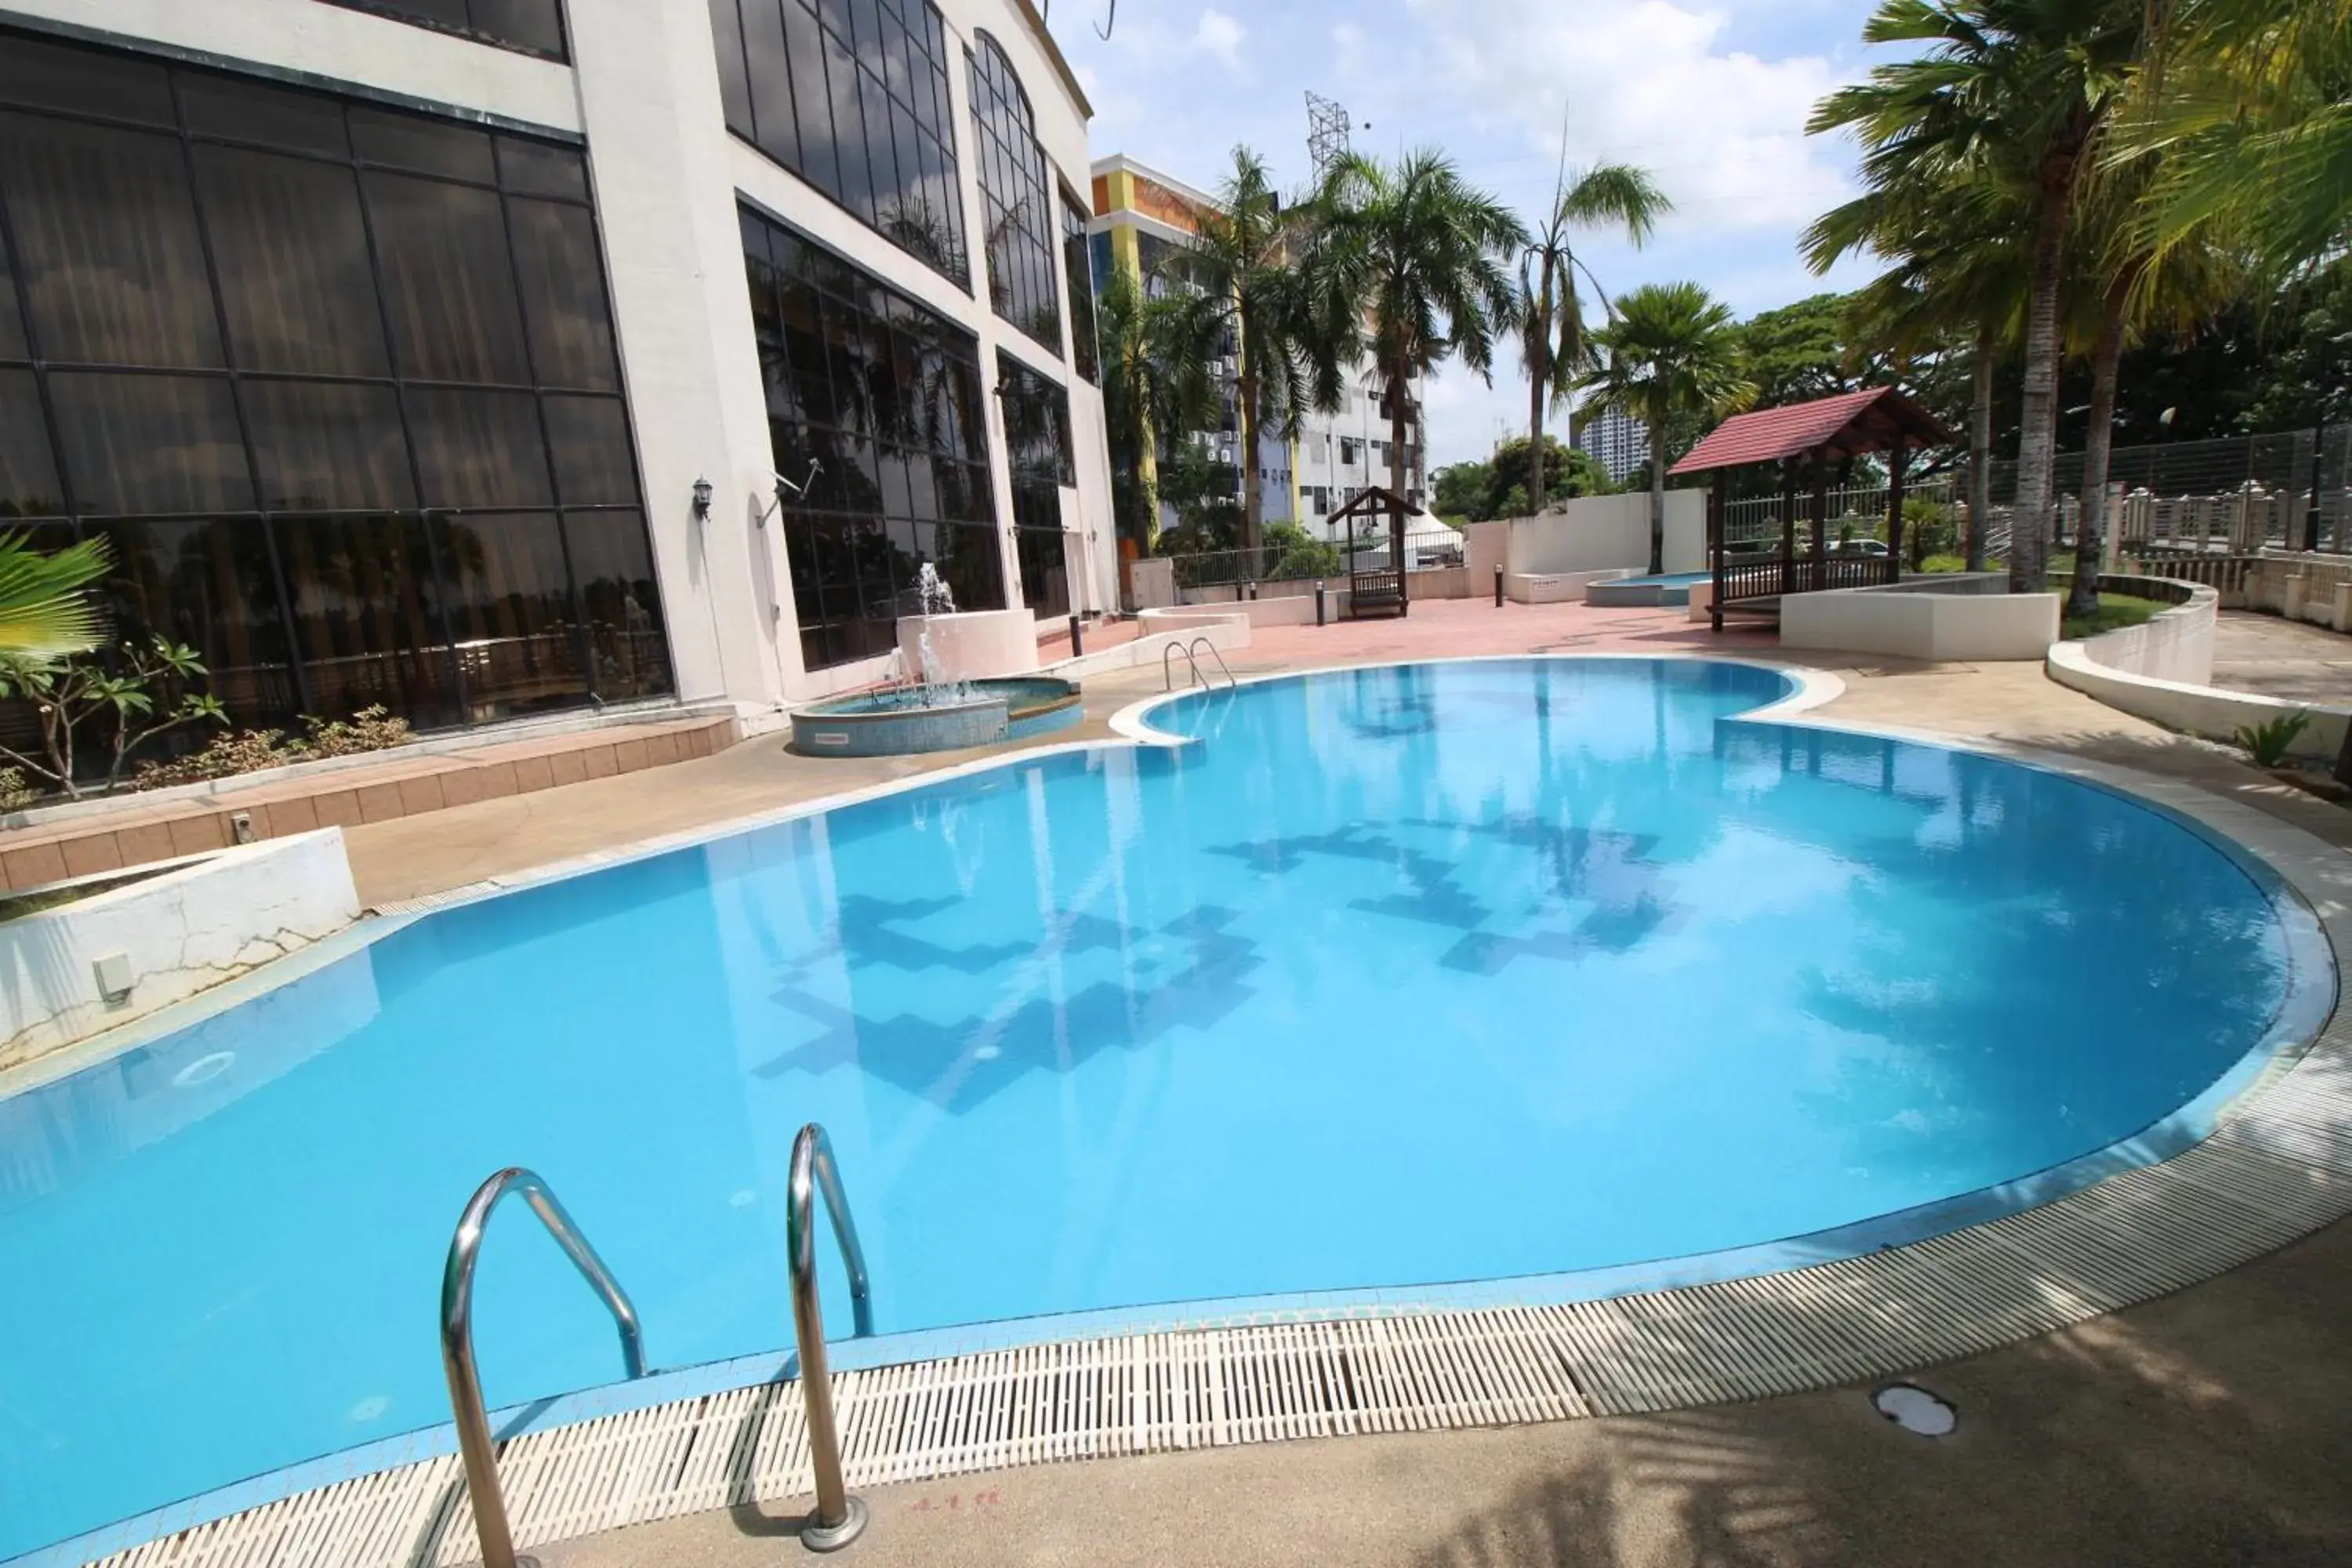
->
708, 0, 969, 284
967, 33, 1062, 354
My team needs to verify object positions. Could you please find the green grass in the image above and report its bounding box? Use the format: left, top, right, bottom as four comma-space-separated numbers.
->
2060, 591, 2167, 641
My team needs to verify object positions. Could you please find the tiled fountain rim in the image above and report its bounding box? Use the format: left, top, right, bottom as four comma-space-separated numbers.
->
13, 654, 2350, 1568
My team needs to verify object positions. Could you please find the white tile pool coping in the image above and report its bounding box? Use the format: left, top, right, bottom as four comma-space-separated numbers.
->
14, 653, 2351, 1568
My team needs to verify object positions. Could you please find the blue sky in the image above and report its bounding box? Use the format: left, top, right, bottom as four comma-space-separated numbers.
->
1048, 0, 1889, 467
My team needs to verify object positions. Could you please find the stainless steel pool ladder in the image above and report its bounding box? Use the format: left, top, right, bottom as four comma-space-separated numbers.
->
1161, 635, 1236, 691
789, 1121, 876, 1551
441, 1169, 644, 1568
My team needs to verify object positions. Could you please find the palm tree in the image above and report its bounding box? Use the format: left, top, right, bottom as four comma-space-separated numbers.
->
1808, 172, 2031, 572
0, 532, 110, 655
1308, 150, 1529, 534
2125, 0, 2352, 285
1578, 282, 1757, 575
2059, 148, 2238, 617
1517, 160, 1670, 519
1811, 0, 2147, 593
1181, 147, 1342, 561
1096, 263, 1218, 553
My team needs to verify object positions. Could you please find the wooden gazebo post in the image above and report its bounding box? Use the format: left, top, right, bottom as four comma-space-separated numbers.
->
1809, 457, 1829, 590
1888, 437, 1909, 574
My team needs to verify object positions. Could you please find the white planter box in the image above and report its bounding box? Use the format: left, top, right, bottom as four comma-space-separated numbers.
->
0, 829, 360, 1072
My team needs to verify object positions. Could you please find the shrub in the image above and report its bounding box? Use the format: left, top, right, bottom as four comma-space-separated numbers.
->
130, 706, 415, 791
0, 766, 37, 812
2236, 710, 2313, 769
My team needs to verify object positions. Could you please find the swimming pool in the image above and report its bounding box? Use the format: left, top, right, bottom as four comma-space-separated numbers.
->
0, 657, 2325, 1560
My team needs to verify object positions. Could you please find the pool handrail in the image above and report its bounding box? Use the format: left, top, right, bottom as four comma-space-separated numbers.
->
787, 1121, 874, 1551
1188, 636, 1236, 690
1160, 636, 1236, 692
441, 1167, 645, 1568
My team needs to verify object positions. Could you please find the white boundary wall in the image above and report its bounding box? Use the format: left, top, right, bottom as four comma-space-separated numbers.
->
0, 830, 360, 1071
2047, 577, 2348, 760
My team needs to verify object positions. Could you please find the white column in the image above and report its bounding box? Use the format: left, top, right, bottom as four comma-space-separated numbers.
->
564, 0, 789, 710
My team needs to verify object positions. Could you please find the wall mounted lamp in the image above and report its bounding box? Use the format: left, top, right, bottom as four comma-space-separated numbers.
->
691, 476, 713, 521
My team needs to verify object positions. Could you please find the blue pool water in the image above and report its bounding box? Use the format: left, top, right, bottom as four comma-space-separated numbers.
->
0, 659, 2317, 1559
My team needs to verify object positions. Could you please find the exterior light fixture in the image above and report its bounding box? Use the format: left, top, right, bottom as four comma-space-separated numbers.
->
691, 477, 713, 520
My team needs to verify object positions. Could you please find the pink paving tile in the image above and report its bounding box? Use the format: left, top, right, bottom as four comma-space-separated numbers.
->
581, 746, 618, 780
60, 833, 125, 877
548, 750, 588, 787
512, 756, 556, 794
612, 739, 651, 773
115, 822, 178, 867
311, 791, 364, 829
3, 840, 69, 889
355, 782, 408, 824
439, 768, 491, 809
474, 762, 521, 800
263, 797, 320, 837
166, 815, 229, 855
396, 775, 447, 815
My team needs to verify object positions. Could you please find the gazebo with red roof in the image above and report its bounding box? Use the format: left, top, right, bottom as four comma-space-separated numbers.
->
1668, 386, 1955, 630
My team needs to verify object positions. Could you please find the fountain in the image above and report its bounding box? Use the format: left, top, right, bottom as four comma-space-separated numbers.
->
789, 563, 1080, 757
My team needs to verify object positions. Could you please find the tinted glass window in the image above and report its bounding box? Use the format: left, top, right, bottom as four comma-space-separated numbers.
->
1060, 191, 1098, 384
997, 350, 1070, 616
0, 114, 223, 367
713, 0, 967, 287
968, 35, 1060, 353
0, 368, 61, 516
316, 0, 568, 64
741, 204, 1003, 671
0, 28, 667, 747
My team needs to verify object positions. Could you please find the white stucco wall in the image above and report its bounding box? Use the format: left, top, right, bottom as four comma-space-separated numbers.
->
0, 830, 361, 1071
1781, 577, 2061, 662
1504, 492, 1705, 576
2045, 578, 2346, 760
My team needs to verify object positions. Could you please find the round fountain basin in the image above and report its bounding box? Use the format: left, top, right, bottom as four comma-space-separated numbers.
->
791, 677, 1080, 757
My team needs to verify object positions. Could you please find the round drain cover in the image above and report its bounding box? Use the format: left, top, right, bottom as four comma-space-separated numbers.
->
1873, 1382, 1957, 1436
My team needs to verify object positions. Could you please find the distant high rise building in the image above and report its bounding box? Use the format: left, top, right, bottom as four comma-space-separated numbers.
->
1573, 409, 1651, 485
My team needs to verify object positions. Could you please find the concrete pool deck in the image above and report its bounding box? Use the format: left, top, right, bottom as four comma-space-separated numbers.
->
101, 597, 2352, 1568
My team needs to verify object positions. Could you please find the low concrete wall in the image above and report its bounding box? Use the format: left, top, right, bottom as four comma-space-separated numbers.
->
2249, 552, 2352, 630
0, 829, 360, 1071
1507, 567, 1629, 604
1782, 575, 2060, 662
1049, 619, 1252, 683
1503, 492, 1705, 578
1127, 557, 1177, 611
1147, 594, 1323, 630
896, 608, 1040, 681
2046, 575, 2345, 760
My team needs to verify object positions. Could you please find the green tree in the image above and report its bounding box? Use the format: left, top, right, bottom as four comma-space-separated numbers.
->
1812, 0, 2148, 592
1181, 147, 1342, 560
1580, 282, 1758, 574
2125, 0, 2352, 285
2060, 139, 2239, 617
1431, 459, 1492, 521
1483, 434, 1609, 517
1096, 263, 1218, 553
1152, 440, 1245, 553
1308, 150, 1529, 542
1516, 160, 1669, 524
1736, 292, 1867, 405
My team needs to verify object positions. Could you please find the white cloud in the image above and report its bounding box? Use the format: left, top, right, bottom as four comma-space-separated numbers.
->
1192, 9, 1246, 69
1404, 0, 1854, 232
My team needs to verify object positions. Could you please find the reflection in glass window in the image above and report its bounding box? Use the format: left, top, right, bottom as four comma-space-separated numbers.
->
316, 0, 568, 63
1061, 190, 1098, 384
996, 351, 1073, 618
0, 28, 666, 746
713, 0, 968, 287
742, 204, 1004, 672
968, 34, 1062, 353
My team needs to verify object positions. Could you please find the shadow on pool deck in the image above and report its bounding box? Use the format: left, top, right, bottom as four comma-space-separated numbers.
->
539, 1211, 2352, 1568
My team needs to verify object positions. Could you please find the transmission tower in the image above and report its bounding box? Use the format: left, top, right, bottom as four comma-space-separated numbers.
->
1305, 91, 1351, 178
